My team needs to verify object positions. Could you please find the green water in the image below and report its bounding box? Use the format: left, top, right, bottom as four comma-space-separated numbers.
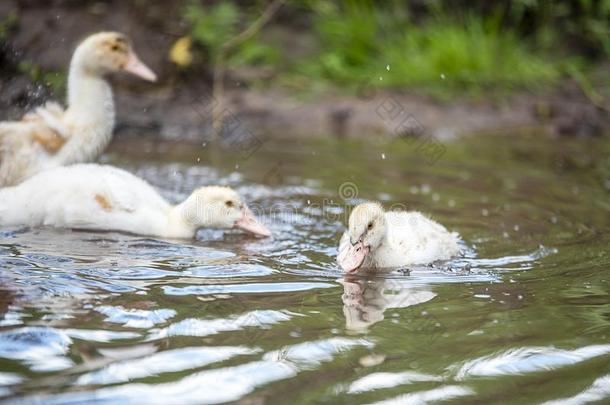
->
0, 134, 609, 404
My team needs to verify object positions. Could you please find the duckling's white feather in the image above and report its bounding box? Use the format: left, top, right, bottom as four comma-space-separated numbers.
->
378, 211, 460, 266
340, 209, 460, 269
0, 164, 171, 236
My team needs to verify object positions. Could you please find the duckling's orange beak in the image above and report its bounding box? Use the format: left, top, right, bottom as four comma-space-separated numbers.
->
124, 51, 157, 82
338, 240, 368, 273
234, 205, 271, 237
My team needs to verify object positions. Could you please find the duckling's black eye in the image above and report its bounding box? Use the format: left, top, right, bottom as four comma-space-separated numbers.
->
367, 222, 373, 230
110, 44, 120, 52
225, 200, 234, 208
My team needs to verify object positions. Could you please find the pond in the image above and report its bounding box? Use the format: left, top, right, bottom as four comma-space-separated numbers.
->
0, 133, 609, 404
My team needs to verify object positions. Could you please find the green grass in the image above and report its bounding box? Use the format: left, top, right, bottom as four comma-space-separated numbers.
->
383, 18, 558, 89
181, 1, 591, 99
286, 2, 563, 97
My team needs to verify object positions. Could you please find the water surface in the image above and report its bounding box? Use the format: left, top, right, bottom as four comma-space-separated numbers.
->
0, 134, 609, 404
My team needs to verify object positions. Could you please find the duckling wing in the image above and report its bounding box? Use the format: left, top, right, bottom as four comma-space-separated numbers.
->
61, 165, 171, 234
0, 122, 63, 187
0, 121, 46, 186
31, 102, 69, 138
385, 211, 460, 264
97, 166, 170, 214
0, 103, 69, 186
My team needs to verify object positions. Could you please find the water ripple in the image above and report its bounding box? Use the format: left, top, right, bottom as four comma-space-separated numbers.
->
264, 337, 373, 370
76, 346, 258, 386
0, 327, 73, 372
542, 375, 610, 405
370, 385, 474, 404
63, 329, 140, 342
455, 344, 610, 379
23, 360, 297, 405
148, 310, 293, 340
96, 306, 177, 328
162, 282, 335, 296
346, 371, 442, 394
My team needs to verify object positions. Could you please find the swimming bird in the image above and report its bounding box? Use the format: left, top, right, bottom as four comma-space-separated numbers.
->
0, 32, 157, 187
0, 164, 271, 239
337, 202, 460, 272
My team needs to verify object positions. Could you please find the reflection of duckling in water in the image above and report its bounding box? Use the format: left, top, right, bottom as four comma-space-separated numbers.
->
340, 275, 437, 332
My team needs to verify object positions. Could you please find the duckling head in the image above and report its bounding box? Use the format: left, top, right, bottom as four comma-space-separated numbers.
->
338, 202, 387, 272
181, 186, 271, 237
72, 32, 157, 81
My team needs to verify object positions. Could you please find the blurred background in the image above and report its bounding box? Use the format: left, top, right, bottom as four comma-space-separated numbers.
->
1, 0, 609, 140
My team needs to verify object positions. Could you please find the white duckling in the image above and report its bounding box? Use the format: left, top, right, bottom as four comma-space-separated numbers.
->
0, 164, 271, 239
0, 32, 156, 187
337, 202, 460, 272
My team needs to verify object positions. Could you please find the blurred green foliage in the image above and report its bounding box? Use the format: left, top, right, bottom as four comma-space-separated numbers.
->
0, 12, 18, 40
492, 0, 610, 57
184, 1, 279, 67
181, 0, 609, 98
291, 2, 559, 95
17, 61, 66, 94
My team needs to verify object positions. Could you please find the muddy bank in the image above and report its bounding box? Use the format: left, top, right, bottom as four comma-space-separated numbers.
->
1, 0, 608, 142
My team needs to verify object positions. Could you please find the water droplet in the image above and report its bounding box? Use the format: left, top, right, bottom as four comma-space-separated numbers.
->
386, 64, 390, 71
379, 76, 383, 81
440, 73, 446, 80
381, 153, 386, 160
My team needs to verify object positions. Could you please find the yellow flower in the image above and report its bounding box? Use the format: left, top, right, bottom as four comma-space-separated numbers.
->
169, 36, 193, 67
